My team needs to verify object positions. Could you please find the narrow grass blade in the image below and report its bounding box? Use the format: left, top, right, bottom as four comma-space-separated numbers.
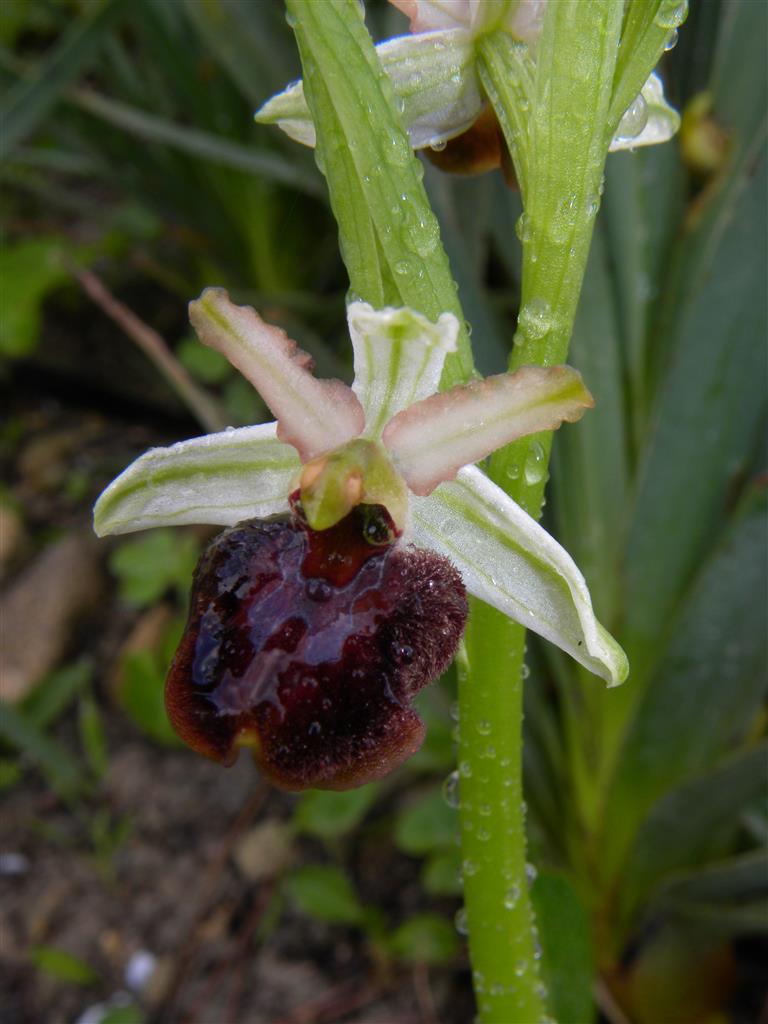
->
1, 0, 128, 155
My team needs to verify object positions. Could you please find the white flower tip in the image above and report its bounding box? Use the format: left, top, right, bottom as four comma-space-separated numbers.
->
254, 79, 316, 147
346, 302, 459, 355
596, 623, 630, 687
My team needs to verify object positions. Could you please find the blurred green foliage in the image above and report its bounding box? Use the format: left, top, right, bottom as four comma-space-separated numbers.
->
108, 530, 199, 607
285, 864, 366, 926
294, 782, 380, 840
29, 944, 100, 986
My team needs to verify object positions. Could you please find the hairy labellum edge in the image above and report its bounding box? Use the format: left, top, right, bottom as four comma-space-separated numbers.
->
165, 504, 467, 790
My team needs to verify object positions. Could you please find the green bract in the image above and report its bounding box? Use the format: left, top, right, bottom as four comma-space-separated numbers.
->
94, 293, 627, 687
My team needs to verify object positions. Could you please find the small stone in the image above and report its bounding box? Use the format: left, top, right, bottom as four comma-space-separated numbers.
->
233, 819, 295, 882
0, 531, 103, 703
0, 504, 26, 583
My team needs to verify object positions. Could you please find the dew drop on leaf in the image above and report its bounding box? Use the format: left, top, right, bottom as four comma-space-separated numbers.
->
442, 769, 461, 808
655, 0, 688, 29
524, 440, 546, 485
504, 883, 521, 909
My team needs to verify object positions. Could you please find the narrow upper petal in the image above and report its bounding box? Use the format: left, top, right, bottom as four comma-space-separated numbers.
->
391, 0, 546, 42
409, 466, 628, 686
256, 29, 482, 152
391, 0, 473, 32
348, 302, 459, 436
189, 289, 365, 463
384, 364, 593, 495
93, 423, 299, 536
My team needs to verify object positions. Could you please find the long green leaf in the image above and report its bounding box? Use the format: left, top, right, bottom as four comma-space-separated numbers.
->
22, 660, 93, 729
183, 0, 297, 103
531, 874, 595, 1024
619, 742, 768, 931
550, 220, 628, 620
621, 0, 767, 686
601, 142, 684, 446
0, 0, 128, 155
621, 144, 767, 684
659, 849, 768, 913
72, 88, 324, 199
0, 702, 84, 797
606, 485, 767, 879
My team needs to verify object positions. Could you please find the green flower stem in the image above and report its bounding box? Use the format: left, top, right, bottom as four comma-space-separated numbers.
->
460, 6, 625, 1022
458, 604, 542, 1022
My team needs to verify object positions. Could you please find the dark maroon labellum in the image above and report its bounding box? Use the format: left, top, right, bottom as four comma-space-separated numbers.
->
165, 503, 468, 790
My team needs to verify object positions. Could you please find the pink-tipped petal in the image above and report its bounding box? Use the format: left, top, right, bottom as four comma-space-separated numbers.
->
391, 0, 472, 32
189, 288, 365, 463
383, 365, 593, 495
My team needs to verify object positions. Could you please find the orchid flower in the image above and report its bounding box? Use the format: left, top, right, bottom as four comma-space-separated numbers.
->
257, 0, 680, 165
95, 293, 627, 789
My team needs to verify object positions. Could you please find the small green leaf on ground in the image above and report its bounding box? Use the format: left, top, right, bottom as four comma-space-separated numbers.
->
22, 659, 93, 729
285, 865, 365, 925
394, 788, 457, 855
0, 758, 22, 791
79, 693, 108, 778
29, 945, 99, 986
389, 913, 459, 965
0, 702, 85, 797
177, 336, 231, 384
422, 848, 463, 896
294, 784, 379, 839
118, 648, 181, 747
0, 238, 69, 358
109, 530, 199, 607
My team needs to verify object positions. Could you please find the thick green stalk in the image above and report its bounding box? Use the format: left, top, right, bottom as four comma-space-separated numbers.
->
459, 6, 624, 1022
458, 604, 543, 1022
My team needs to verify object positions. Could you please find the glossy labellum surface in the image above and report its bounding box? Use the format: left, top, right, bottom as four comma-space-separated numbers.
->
166, 500, 467, 790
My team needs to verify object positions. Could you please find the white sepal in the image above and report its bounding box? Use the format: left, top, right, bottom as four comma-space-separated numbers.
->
410, 465, 629, 686
189, 288, 364, 462
383, 364, 592, 495
348, 302, 459, 436
378, 28, 482, 149
253, 78, 315, 147
256, 29, 482, 151
610, 72, 680, 152
93, 423, 299, 536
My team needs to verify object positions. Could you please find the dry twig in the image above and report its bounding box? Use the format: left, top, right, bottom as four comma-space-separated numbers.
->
73, 265, 227, 433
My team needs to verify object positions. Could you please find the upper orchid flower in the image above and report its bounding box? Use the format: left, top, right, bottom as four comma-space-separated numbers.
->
95, 293, 627, 789
257, 0, 680, 166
